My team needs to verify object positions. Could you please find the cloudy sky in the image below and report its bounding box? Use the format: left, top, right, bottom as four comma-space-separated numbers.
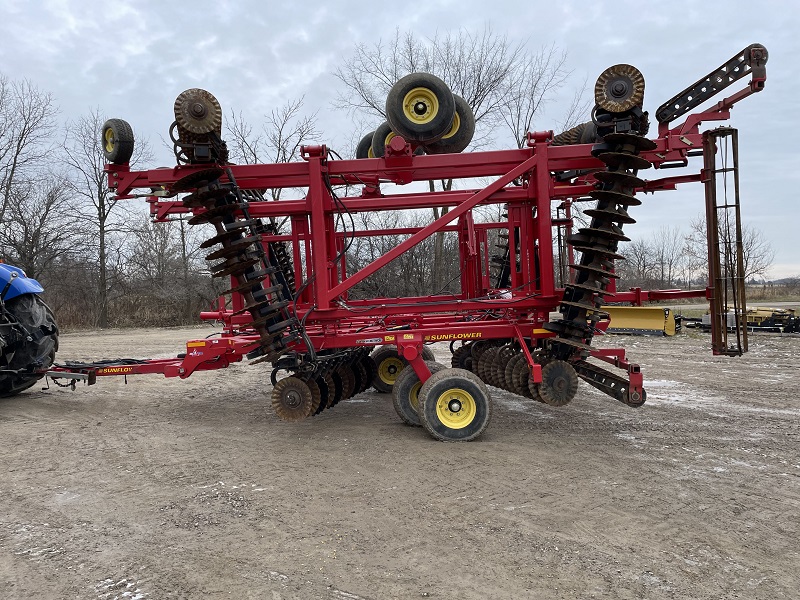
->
1, 0, 797, 278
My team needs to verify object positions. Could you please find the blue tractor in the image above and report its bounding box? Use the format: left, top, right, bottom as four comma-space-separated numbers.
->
0, 264, 59, 396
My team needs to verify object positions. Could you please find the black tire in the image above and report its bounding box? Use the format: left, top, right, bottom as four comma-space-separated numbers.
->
356, 130, 376, 159
101, 118, 135, 165
371, 121, 396, 159
370, 345, 406, 393
386, 73, 456, 144
0, 294, 59, 398
391, 360, 446, 427
424, 94, 475, 154
421, 345, 435, 361
418, 368, 492, 442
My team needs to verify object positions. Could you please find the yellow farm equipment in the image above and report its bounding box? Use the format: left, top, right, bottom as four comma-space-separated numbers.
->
603, 306, 678, 336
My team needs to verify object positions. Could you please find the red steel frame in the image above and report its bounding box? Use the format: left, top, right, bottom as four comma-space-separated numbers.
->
48, 75, 763, 388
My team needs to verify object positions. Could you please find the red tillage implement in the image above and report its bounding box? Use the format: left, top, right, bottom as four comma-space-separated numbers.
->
50, 44, 767, 441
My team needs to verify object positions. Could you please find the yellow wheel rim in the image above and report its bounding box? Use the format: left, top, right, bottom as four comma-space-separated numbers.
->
402, 87, 439, 125
104, 127, 115, 153
435, 388, 476, 429
441, 112, 461, 140
384, 131, 396, 146
409, 381, 422, 411
378, 356, 405, 385
367, 146, 375, 159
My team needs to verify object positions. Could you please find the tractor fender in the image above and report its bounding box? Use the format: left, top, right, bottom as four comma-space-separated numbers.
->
0, 264, 44, 301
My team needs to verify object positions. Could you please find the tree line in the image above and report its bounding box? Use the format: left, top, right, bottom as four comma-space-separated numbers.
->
615, 219, 774, 291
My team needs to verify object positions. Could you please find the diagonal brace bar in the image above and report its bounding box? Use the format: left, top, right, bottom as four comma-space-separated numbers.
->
328, 152, 541, 299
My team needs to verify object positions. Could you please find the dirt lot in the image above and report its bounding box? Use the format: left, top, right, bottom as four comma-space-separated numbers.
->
1, 326, 798, 599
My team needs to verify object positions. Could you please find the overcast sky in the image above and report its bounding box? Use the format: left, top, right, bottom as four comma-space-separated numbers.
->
1, 0, 797, 278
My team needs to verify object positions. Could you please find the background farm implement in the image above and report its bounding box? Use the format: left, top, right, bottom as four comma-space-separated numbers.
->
38, 44, 767, 441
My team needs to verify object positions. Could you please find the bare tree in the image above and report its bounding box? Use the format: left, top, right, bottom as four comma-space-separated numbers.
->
500, 44, 574, 148
334, 27, 534, 143
334, 27, 580, 290
651, 225, 685, 287
0, 173, 85, 281
618, 238, 655, 289
63, 108, 151, 328
0, 75, 58, 223
345, 210, 460, 299
226, 97, 320, 201
122, 215, 215, 325
685, 215, 775, 283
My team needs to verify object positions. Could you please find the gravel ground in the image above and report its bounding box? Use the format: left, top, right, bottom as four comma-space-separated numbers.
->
1, 326, 798, 599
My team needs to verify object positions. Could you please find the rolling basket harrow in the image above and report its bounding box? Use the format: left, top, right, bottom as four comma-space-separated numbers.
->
45, 44, 767, 441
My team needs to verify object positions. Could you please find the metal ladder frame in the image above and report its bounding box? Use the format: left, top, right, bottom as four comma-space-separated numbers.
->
703, 127, 748, 356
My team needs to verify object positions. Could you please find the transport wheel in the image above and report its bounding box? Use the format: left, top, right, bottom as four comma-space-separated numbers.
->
385, 72, 456, 144
391, 360, 446, 427
370, 345, 405, 393
101, 118, 135, 165
0, 294, 59, 398
424, 94, 475, 154
538, 360, 579, 407
371, 344, 435, 393
418, 368, 492, 442
371, 121, 396, 159
271, 376, 317, 421
356, 130, 376, 159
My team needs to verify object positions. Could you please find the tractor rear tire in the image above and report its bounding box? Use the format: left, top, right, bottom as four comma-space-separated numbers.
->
385, 72, 456, 144
0, 294, 59, 398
